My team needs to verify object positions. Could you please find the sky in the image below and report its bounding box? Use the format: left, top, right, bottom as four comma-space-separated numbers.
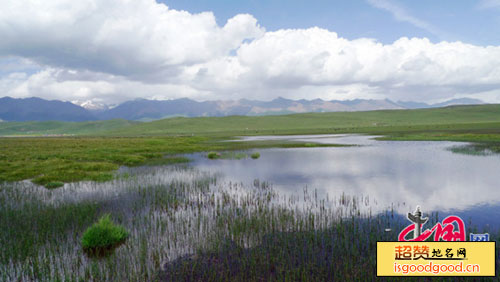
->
1, 0, 500, 106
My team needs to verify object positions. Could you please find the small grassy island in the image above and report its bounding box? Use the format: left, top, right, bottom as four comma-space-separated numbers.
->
81, 214, 129, 256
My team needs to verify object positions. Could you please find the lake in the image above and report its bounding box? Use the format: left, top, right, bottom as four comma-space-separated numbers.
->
189, 134, 500, 232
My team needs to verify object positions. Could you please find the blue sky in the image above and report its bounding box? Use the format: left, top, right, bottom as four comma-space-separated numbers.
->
1, 0, 500, 105
162, 0, 500, 45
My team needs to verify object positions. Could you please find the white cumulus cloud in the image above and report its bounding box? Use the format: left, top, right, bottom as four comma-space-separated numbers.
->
1, 0, 500, 104
0, 0, 264, 77
184, 28, 500, 101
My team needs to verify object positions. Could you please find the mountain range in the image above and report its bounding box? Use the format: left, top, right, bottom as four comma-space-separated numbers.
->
0, 96, 486, 122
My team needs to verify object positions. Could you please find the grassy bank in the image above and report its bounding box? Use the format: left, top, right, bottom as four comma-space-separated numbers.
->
0, 136, 206, 187
0, 136, 347, 187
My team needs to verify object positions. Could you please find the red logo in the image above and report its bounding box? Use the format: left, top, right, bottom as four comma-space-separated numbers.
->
398, 206, 466, 242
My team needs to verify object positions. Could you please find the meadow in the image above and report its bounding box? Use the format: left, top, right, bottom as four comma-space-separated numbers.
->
0, 136, 345, 188
1, 104, 500, 281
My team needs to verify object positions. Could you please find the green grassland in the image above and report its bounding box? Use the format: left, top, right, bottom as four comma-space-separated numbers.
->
103, 104, 500, 136
0, 119, 137, 136
0, 136, 205, 187
0, 136, 346, 187
1, 104, 500, 187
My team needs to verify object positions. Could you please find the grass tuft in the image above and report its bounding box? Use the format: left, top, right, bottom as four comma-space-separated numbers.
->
207, 152, 220, 159
250, 152, 260, 159
81, 214, 128, 255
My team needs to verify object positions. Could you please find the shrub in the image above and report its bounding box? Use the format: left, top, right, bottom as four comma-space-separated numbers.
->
81, 214, 128, 254
207, 152, 220, 159
250, 152, 260, 159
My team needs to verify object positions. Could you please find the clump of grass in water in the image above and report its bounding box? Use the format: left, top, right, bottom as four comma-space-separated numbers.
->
250, 152, 260, 159
81, 214, 128, 256
207, 151, 248, 160
207, 152, 220, 159
448, 144, 494, 156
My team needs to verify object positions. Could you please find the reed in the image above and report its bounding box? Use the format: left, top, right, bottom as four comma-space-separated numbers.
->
0, 165, 497, 281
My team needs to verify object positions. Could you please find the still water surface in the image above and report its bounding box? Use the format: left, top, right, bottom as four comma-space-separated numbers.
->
190, 134, 500, 231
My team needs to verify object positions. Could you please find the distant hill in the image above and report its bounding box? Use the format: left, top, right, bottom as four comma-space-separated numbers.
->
95, 97, 407, 120
0, 96, 488, 122
0, 97, 97, 122
92, 97, 487, 120
396, 97, 484, 109
97, 98, 219, 120
431, 98, 484, 108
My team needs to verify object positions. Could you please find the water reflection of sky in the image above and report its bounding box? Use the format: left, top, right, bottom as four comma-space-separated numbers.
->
191, 135, 500, 231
